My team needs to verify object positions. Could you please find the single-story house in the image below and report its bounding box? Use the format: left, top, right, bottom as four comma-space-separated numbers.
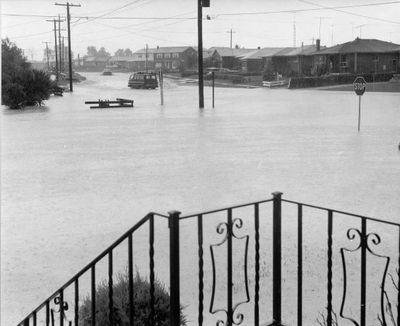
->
312, 38, 400, 74
271, 43, 324, 77
240, 47, 285, 73
208, 47, 258, 70
81, 55, 110, 69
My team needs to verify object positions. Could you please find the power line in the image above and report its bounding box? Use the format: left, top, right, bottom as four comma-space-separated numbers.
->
297, 0, 400, 24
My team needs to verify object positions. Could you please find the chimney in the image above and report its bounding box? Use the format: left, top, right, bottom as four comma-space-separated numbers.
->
157, 45, 159, 49
301, 42, 304, 49
257, 46, 261, 49
316, 39, 321, 51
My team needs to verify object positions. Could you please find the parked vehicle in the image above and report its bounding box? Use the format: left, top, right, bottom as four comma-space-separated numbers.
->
102, 68, 112, 76
128, 72, 158, 89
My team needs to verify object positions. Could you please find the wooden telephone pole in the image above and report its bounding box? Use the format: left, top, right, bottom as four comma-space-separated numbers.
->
43, 41, 50, 70
56, 2, 81, 92
47, 17, 64, 82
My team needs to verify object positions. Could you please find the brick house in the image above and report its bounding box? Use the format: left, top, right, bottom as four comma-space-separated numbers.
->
152, 46, 197, 72
312, 38, 400, 75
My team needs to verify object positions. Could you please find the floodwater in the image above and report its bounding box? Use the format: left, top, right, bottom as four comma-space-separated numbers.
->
1, 72, 399, 326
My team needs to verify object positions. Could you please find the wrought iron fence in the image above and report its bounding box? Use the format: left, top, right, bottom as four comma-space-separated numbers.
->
18, 192, 400, 326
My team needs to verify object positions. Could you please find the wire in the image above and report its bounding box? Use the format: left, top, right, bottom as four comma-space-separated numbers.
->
297, 0, 400, 24
215, 1, 400, 18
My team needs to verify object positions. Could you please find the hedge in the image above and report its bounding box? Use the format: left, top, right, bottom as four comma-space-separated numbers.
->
288, 73, 394, 89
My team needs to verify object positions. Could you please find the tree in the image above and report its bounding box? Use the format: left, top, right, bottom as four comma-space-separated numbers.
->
87, 46, 97, 56
114, 48, 125, 57
2, 38, 53, 109
97, 47, 110, 58
123, 48, 133, 56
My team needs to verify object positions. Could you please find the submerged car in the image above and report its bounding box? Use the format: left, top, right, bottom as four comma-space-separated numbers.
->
128, 72, 158, 89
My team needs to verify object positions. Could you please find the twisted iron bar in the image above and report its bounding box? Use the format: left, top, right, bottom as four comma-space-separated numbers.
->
340, 228, 390, 326
210, 217, 250, 326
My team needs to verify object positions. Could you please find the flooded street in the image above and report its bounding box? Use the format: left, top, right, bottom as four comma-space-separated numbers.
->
1, 72, 400, 325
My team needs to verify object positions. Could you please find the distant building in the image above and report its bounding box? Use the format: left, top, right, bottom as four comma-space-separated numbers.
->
312, 38, 400, 74
240, 47, 285, 73
209, 47, 257, 70
152, 46, 197, 72
81, 55, 110, 70
109, 51, 155, 71
271, 42, 323, 77
202, 49, 222, 68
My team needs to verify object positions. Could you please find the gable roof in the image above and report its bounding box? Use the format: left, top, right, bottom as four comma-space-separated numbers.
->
241, 47, 286, 60
316, 38, 400, 55
135, 46, 195, 54
274, 44, 323, 56
209, 47, 257, 58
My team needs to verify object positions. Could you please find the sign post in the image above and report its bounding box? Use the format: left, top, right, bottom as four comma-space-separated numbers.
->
353, 76, 366, 132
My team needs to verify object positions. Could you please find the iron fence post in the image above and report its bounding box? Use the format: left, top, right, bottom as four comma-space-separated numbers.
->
169, 210, 181, 326
272, 191, 283, 326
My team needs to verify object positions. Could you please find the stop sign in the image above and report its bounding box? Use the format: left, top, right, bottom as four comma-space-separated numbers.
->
353, 76, 366, 96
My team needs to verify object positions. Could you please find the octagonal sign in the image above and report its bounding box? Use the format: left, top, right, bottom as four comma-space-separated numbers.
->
353, 76, 366, 96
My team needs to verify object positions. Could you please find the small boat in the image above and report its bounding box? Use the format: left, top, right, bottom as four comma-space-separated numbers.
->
102, 68, 112, 76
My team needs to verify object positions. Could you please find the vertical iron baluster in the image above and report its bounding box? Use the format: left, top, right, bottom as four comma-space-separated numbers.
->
74, 279, 79, 326
398, 226, 400, 326
227, 208, 233, 326
128, 233, 134, 326
91, 265, 96, 326
108, 251, 114, 326
327, 210, 333, 326
23, 318, 29, 326
360, 218, 367, 326
297, 204, 303, 326
33, 311, 37, 326
254, 203, 260, 326
60, 289, 64, 326
46, 300, 50, 326
168, 210, 181, 326
198, 214, 204, 326
149, 214, 155, 325
272, 192, 283, 326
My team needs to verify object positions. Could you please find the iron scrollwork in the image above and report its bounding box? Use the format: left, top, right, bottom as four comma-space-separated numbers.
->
340, 228, 390, 326
210, 217, 250, 326
51, 296, 72, 326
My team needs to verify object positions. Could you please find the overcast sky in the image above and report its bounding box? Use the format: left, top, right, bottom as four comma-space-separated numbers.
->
1, 0, 400, 60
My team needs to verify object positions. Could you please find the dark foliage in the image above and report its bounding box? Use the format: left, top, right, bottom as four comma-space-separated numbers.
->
79, 271, 186, 326
2, 38, 53, 109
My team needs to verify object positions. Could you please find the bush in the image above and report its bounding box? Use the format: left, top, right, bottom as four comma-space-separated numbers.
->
2, 38, 53, 109
79, 271, 186, 326
288, 72, 394, 89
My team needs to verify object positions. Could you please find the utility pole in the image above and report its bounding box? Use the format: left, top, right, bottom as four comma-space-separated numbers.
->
293, 13, 296, 47
58, 15, 64, 75
56, 2, 81, 92
62, 36, 65, 72
198, 0, 204, 108
145, 43, 148, 72
43, 41, 50, 70
226, 28, 235, 49
47, 18, 63, 82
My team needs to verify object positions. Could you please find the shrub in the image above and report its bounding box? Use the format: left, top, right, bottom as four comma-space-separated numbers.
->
2, 38, 53, 109
79, 271, 186, 326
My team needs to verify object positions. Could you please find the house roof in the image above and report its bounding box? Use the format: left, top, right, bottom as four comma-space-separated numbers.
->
315, 38, 400, 55
240, 47, 286, 60
135, 46, 195, 54
209, 47, 257, 58
274, 44, 323, 56
83, 56, 110, 62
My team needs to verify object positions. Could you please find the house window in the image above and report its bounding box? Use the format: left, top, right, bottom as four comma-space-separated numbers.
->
164, 53, 171, 59
340, 55, 347, 67
138, 54, 142, 59
172, 53, 179, 58
374, 55, 379, 62
156, 53, 163, 59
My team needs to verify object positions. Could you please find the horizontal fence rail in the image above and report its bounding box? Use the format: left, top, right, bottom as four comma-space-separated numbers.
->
18, 193, 400, 326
